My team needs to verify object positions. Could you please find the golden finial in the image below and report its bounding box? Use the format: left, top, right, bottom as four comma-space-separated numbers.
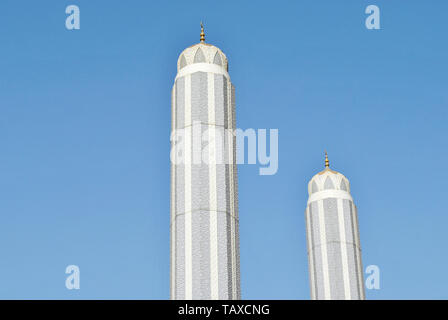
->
200, 22, 205, 42
325, 151, 329, 168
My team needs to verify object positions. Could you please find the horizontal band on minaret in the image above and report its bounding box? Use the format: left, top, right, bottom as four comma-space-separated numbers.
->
176, 63, 230, 81
307, 189, 353, 205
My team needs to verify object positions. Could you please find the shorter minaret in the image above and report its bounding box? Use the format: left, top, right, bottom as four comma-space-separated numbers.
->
305, 153, 365, 300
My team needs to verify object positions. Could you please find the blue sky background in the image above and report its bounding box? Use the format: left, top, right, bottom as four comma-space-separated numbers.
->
0, 0, 447, 299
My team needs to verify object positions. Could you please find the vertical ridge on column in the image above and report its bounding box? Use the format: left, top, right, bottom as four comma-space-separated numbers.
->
232, 83, 240, 299
184, 74, 192, 300
208, 72, 219, 300
352, 203, 365, 299
174, 78, 185, 300
317, 200, 331, 299
170, 85, 176, 299
305, 207, 316, 299
227, 79, 236, 299
337, 198, 351, 300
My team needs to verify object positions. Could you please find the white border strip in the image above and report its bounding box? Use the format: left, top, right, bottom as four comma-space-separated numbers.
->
184, 74, 192, 300
352, 203, 366, 300
337, 198, 351, 300
227, 79, 237, 299
318, 200, 331, 299
305, 207, 316, 300
208, 73, 219, 300
170, 85, 176, 299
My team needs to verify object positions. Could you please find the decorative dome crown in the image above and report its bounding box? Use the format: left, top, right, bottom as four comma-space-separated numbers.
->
177, 24, 228, 72
308, 152, 351, 196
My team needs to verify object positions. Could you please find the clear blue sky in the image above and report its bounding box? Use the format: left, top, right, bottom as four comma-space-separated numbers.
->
0, 0, 447, 299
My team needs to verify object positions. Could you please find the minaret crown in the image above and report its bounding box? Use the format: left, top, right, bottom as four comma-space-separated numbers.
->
308, 155, 351, 195
176, 28, 228, 72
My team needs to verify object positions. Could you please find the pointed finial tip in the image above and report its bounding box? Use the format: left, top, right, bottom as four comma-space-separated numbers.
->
325, 151, 329, 168
200, 22, 205, 42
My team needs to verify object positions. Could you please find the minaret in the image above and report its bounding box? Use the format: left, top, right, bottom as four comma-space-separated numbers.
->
170, 24, 240, 300
305, 153, 365, 300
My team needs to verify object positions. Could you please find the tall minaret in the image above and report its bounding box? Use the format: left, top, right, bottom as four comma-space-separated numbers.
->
305, 153, 365, 300
170, 24, 240, 300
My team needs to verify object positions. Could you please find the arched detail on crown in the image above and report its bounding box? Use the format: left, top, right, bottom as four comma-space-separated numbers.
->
177, 43, 228, 72
194, 48, 205, 63
324, 177, 334, 190
340, 179, 348, 191
213, 51, 222, 66
311, 181, 319, 194
307, 169, 351, 195
179, 55, 187, 69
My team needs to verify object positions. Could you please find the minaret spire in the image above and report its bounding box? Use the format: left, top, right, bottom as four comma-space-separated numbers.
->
325, 151, 329, 168
200, 22, 205, 42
